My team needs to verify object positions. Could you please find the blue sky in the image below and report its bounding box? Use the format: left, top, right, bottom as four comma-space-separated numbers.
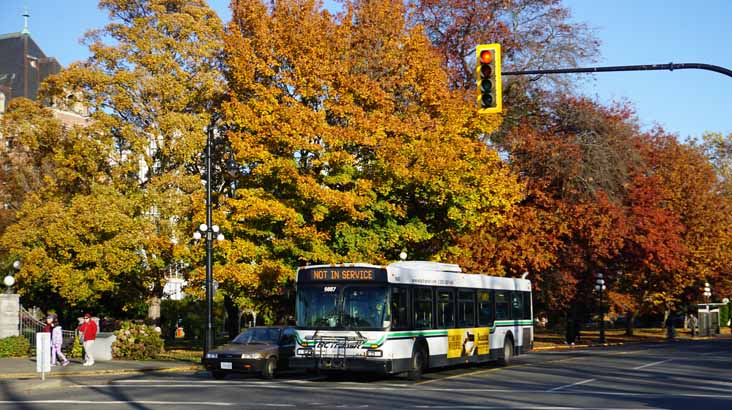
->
1, 0, 730, 141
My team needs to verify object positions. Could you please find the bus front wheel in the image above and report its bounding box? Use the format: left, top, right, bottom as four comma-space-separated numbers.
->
498, 337, 513, 366
407, 347, 426, 381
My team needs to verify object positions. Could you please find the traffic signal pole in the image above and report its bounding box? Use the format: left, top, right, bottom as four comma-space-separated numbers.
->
502, 62, 732, 78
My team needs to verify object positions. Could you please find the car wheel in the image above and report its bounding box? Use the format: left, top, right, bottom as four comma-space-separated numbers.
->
262, 356, 277, 379
211, 371, 227, 380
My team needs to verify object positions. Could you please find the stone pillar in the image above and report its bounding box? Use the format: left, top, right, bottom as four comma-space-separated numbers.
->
0, 294, 20, 339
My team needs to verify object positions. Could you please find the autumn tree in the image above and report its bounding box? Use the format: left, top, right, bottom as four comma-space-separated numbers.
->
3, 0, 225, 320
0, 98, 141, 313
458, 96, 691, 336
216, 0, 522, 320
701, 131, 732, 298
407, 0, 600, 91
466, 95, 637, 320
0, 99, 66, 237
652, 133, 732, 306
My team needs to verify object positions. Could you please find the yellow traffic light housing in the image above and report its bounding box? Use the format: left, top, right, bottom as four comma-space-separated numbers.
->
476, 44, 502, 114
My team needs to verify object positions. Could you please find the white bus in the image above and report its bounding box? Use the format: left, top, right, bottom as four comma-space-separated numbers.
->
290, 261, 533, 379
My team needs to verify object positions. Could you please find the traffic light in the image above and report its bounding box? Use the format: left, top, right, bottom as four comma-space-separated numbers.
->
476, 44, 502, 114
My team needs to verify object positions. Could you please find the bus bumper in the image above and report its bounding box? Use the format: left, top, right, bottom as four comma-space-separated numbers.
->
290, 357, 396, 373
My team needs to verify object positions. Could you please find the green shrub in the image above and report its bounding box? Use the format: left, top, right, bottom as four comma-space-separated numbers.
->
70, 334, 83, 358
0, 336, 30, 357
111, 321, 164, 360
720, 303, 730, 328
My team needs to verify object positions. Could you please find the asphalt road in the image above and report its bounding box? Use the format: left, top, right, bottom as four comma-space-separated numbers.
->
2, 338, 731, 410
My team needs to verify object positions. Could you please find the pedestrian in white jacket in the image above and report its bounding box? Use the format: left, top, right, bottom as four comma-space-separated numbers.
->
51, 318, 70, 366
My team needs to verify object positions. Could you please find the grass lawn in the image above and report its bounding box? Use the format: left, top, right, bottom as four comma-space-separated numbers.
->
158, 348, 203, 362
535, 326, 731, 348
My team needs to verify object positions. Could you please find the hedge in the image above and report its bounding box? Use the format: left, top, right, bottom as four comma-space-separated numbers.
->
0, 335, 30, 357
111, 321, 164, 360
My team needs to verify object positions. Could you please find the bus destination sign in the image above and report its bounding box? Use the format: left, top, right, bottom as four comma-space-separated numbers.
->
298, 267, 387, 282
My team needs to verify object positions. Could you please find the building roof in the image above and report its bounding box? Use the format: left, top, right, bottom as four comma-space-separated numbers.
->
0, 32, 25, 41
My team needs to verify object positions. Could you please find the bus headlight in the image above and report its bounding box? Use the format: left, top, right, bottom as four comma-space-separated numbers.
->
297, 348, 314, 357
366, 350, 382, 357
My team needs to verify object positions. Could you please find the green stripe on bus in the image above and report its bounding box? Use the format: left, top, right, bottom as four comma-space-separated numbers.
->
388, 330, 448, 338
494, 320, 533, 326
300, 320, 533, 347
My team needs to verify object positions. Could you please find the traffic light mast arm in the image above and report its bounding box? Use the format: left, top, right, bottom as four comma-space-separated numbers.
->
502, 62, 732, 78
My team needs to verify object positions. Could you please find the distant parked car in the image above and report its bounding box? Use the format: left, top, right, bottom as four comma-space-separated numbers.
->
202, 326, 296, 379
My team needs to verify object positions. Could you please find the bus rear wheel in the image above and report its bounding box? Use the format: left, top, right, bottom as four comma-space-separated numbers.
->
498, 337, 514, 366
407, 347, 426, 381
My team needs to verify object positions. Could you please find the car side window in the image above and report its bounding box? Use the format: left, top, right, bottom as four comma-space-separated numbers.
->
280, 328, 295, 345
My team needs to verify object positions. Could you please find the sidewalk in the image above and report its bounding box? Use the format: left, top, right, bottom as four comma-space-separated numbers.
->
533, 327, 732, 350
0, 357, 201, 392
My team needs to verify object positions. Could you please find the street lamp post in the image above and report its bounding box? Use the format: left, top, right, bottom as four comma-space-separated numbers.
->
194, 125, 225, 354
3, 260, 20, 294
703, 282, 712, 311
595, 273, 606, 344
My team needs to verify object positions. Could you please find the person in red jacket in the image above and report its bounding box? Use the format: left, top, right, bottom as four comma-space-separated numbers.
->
42, 315, 54, 332
78, 313, 98, 366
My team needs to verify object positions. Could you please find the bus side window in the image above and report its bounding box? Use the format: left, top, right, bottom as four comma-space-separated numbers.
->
391, 287, 410, 330
437, 289, 455, 328
495, 291, 509, 321
511, 291, 523, 321
414, 288, 433, 329
457, 290, 475, 328
477, 290, 493, 327
523, 291, 532, 320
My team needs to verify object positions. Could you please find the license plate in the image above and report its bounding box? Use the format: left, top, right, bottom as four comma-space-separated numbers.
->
220, 362, 232, 370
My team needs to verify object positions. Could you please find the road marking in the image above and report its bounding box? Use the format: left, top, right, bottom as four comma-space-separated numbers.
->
0, 400, 233, 406
78, 383, 412, 390
612, 350, 646, 355
416, 355, 587, 385
417, 365, 509, 385
0, 403, 673, 410
547, 378, 596, 392
413, 407, 669, 410
112, 378, 327, 385
632, 359, 673, 370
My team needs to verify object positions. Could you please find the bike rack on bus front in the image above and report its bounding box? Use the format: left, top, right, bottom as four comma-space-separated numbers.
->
310, 334, 366, 369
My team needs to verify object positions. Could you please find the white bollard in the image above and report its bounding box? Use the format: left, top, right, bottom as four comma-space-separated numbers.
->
36, 332, 51, 380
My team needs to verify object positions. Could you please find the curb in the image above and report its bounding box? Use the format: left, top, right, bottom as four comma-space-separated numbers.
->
0, 364, 202, 381
533, 335, 728, 351
0, 378, 66, 393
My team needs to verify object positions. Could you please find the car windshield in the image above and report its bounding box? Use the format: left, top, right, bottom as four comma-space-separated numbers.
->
231, 328, 280, 344
296, 285, 389, 330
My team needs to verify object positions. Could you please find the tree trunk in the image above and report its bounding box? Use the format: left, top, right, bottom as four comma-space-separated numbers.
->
147, 295, 161, 325
625, 311, 634, 336
223, 294, 240, 338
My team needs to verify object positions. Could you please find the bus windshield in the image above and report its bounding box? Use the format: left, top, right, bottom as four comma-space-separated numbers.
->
297, 285, 389, 330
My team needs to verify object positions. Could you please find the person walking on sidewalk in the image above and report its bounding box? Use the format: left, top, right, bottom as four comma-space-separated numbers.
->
42, 314, 56, 362
43, 315, 53, 333
78, 313, 98, 366
50, 317, 69, 367
689, 313, 698, 337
